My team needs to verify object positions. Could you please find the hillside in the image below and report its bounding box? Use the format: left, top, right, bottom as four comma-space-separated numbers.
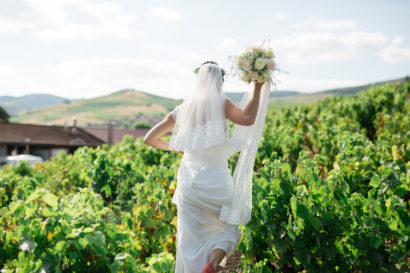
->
11, 89, 180, 127
0, 93, 69, 114
268, 76, 408, 104
8, 76, 408, 127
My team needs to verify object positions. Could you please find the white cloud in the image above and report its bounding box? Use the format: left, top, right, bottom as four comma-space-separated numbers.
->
270, 31, 387, 64
294, 17, 361, 30
391, 36, 403, 46
0, 0, 140, 40
380, 47, 410, 63
220, 37, 237, 50
148, 7, 182, 21
53, 58, 190, 99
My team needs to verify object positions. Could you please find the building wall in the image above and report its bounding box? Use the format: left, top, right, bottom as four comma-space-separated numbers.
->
51, 148, 68, 158
0, 144, 6, 156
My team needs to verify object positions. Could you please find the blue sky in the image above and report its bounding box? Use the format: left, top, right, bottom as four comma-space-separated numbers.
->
0, 0, 409, 100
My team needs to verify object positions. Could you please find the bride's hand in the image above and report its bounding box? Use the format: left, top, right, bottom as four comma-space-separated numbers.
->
253, 80, 265, 91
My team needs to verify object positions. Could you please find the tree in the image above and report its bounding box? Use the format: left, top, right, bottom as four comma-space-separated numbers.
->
0, 106, 10, 123
134, 121, 152, 129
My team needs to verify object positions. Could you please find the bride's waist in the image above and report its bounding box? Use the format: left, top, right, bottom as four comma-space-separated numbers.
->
183, 153, 227, 165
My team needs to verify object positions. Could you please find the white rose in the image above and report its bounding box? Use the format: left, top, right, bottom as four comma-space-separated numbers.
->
242, 60, 252, 71
254, 58, 266, 70
266, 60, 275, 70
240, 72, 250, 82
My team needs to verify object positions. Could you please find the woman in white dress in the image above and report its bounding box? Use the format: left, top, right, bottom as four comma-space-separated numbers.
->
144, 61, 266, 273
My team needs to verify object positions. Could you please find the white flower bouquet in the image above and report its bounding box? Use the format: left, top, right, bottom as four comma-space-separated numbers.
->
231, 42, 279, 84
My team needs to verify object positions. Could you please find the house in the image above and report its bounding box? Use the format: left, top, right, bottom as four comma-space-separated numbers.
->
0, 120, 153, 163
81, 124, 150, 145
0, 121, 104, 162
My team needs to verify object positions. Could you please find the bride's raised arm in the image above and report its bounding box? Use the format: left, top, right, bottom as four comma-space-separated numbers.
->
225, 81, 264, 126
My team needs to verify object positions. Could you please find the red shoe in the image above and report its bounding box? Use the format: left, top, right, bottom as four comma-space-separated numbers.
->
202, 262, 215, 273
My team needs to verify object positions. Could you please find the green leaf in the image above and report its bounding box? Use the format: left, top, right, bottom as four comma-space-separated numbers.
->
55, 241, 66, 252
78, 237, 88, 249
43, 192, 59, 209
370, 236, 382, 249
94, 244, 108, 256
69, 251, 79, 259
388, 218, 398, 231
287, 230, 296, 241
311, 216, 321, 232
369, 175, 381, 188
83, 227, 94, 233
27, 190, 42, 203
25, 203, 38, 218
290, 195, 297, 217
10, 201, 24, 217
297, 204, 309, 220
110, 261, 123, 273
41, 206, 54, 217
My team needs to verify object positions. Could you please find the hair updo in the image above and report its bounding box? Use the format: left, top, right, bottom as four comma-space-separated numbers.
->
194, 61, 225, 81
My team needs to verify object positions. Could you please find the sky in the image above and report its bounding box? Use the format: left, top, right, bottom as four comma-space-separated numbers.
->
0, 0, 409, 100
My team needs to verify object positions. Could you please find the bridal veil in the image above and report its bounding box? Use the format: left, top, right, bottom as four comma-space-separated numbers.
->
169, 62, 271, 226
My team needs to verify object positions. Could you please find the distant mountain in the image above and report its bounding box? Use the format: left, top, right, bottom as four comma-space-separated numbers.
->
7, 76, 409, 126
224, 76, 408, 111
268, 76, 408, 104
11, 89, 180, 127
0, 94, 69, 114
315, 77, 407, 96
225, 90, 303, 103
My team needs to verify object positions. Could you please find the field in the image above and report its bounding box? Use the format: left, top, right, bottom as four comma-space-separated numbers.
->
0, 80, 409, 272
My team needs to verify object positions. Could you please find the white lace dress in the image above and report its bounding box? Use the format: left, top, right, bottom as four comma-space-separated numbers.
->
171, 111, 242, 273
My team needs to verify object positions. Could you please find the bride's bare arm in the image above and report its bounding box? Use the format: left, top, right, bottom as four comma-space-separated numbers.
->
143, 113, 183, 154
225, 81, 264, 126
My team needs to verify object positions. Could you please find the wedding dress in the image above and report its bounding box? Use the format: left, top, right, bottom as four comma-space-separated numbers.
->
171, 138, 241, 273
168, 62, 270, 272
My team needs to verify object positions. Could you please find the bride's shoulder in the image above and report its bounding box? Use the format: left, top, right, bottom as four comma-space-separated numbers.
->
170, 104, 181, 120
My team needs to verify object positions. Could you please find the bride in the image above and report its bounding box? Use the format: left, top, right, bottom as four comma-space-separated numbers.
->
143, 61, 268, 273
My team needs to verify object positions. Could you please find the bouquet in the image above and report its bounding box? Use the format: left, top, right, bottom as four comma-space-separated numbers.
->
231, 42, 279, 84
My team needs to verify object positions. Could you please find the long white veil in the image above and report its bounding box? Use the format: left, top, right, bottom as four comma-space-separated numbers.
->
169, 61, 271, 226
219, 81, 271, 225
169, 63, 229, 151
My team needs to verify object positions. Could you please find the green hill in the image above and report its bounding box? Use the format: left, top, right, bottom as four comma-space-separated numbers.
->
11, 89, 180, 127
0, 93, 69, 114
269, 76, 408, 104
9, 76, 408, 126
